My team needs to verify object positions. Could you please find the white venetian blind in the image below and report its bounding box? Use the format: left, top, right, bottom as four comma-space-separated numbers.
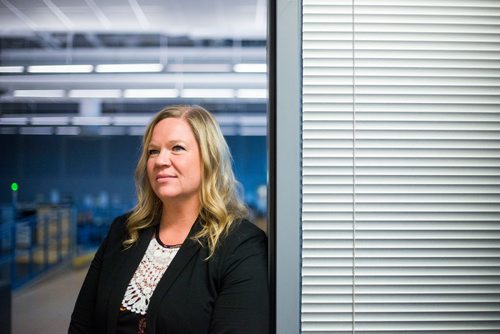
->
301, 0, 500, 333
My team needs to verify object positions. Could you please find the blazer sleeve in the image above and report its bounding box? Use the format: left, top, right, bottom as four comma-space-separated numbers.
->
68, 215, 125, 334
209, 221, 270, 334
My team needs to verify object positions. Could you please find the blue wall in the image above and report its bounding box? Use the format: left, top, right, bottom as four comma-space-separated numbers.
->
227, 135, 267, 210
0, 135, 267, 211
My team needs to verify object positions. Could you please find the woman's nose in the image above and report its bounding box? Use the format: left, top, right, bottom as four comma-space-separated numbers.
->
156, 150, 171, 166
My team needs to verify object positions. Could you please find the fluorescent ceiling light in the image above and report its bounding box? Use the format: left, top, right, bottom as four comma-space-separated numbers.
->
0, 66, 24, 73
56, 126, 80, 135
233, 63, 267, 73
31, 116, 69, 125
14, 90, 65, 98
28, 64, 93, 73
113, 116, 152, 126
167, 64, 232, 73
214, 115, 238, 125
129, 126, 146, 136
239, 127, 267, 136
236, 89, 267, 99
95, 63, 164, 73
181, 89, 235, 99
99, 127, 126, 135
240, 115, 267, 126
124, 89, 178, 98
214, 114, 266, 126
72, 116, 112, 126
69, 89, 121, 98
0, 117, 28, 125
20, 127, 53, 135
219, 126, 238, 136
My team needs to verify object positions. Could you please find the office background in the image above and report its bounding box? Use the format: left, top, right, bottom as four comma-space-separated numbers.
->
0, 1, 267, 332
1, 0, 499, 333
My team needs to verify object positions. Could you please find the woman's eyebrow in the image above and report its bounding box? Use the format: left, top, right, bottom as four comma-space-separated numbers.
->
148, 140, 188, 147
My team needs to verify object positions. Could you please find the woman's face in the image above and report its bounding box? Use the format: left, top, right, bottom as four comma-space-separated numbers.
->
146, 117, 202, 205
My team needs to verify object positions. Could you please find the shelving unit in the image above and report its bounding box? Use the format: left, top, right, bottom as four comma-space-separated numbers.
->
0, 205, 76, 289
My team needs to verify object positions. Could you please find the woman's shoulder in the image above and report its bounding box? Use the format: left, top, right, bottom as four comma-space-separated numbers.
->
221, 219, 267, 251
105, 212, 132, 240
213, 219, 268, 275
110, 212, 129, 228
230, 218, 266, 236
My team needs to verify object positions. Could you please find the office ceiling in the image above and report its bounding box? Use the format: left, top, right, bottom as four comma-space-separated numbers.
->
0, 0, 266, 38
0, 0, 268, 135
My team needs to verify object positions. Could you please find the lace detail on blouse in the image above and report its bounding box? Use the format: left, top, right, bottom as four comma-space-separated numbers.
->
121, 237, 180, 315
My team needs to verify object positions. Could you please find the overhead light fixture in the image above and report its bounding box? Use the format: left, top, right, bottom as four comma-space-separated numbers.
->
239, 127, 267, 136
123, 89, 178, 98
236, 89, 267, 99
219, 126, 238, 136
20, 127, 53, 135
95, 63, 164, 73
233, 63, 267, 73
181, 89, 235, 99
69, 89, 121, 98
31, 116, 70, 126
167, 64, 232, 73
113, 115, 152, 126
0, 117, 28, 125
99, 127, 126, 135
72, 116, 112, 126
14, 90, 65, 98
56, 126, 81, 135
27, 64, 93, 73
129, 126, 146, 136
240, 115, 267, 126
214, 114, 266, 127
0, 66, 24, 73
214, 114, 239, 125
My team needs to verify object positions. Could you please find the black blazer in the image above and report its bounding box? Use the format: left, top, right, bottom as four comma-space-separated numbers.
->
69, 214, 269, 334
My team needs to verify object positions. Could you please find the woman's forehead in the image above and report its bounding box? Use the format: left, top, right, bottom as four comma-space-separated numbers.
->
151, 118, 194, 140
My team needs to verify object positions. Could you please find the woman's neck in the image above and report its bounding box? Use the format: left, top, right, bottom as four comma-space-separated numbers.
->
158, 198, 200, 245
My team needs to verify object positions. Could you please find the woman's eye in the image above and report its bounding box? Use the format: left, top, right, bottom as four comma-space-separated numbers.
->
172, 145, 185, 152
148, 149, 160, 155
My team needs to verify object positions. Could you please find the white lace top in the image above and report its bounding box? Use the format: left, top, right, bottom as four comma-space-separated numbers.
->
121, 236, 180, 315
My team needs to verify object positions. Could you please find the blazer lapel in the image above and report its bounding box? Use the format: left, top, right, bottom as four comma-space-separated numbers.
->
105, 226, 154, 334
146, 218, 204, 333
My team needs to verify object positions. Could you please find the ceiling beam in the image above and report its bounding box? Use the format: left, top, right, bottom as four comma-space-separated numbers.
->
0, 46, 265, 65
0, 72, 265, 90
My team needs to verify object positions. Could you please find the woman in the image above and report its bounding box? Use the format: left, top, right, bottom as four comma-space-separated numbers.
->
69, 105, 269, 333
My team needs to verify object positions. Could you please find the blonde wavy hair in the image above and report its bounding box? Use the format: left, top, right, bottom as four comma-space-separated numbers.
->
124, 105, 248, 257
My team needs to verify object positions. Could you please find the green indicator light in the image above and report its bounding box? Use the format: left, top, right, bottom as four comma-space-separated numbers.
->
11, 182, 18, 192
